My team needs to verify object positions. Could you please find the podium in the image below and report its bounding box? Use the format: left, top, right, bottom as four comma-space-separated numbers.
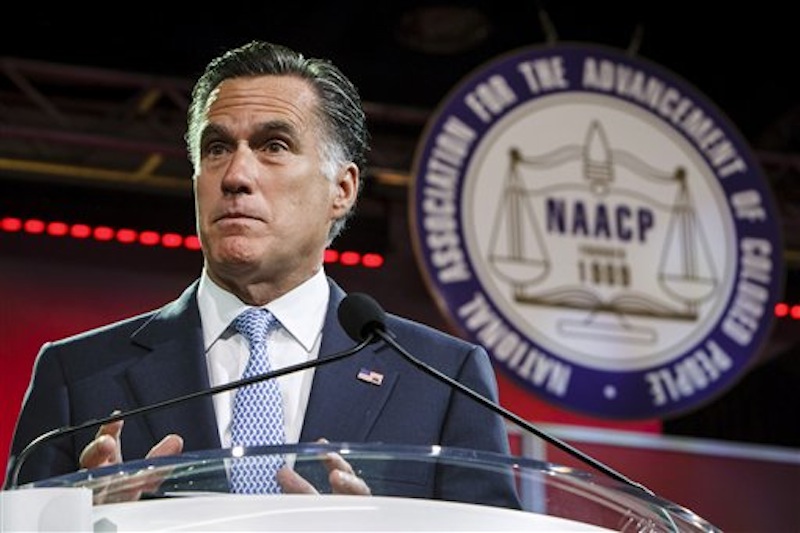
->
2, 442, 720, 531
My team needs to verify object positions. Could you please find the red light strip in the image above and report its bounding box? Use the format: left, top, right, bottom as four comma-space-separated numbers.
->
774, 302, 800, 320
1, 216, 384, 269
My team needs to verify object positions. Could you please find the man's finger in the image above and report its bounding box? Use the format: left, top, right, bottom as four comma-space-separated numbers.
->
322, 451, 355, 476
94, 418, 123, 440
80, 416, 125, 470
79, 434, 119, 470
131, 434, 185, 496
329, 469, 371, 495
314, 437, 370, 495
146, 434, 184, 459
277, 466, 319, 494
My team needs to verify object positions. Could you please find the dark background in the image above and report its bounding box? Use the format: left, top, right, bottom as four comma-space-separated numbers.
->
2, 1, 799, 448
2, 1, 798, 138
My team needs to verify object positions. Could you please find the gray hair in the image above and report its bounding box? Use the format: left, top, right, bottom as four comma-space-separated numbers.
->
186, 40, 370, 243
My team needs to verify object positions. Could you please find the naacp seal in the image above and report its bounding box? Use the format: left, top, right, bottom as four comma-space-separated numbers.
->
409, 43, 783, 419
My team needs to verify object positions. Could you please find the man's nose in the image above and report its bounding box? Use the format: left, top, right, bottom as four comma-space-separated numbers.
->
221, 144, 258, 193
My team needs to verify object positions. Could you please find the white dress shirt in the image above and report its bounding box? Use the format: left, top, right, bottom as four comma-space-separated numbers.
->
197, 267, 329, 447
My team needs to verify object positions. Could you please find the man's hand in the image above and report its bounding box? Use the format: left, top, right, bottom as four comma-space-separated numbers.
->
78, 418, 124, 471
79, 417, 184, 504
277, 439, 371, 496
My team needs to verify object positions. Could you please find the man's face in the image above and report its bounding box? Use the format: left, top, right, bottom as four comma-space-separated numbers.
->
193, 75, 357, 297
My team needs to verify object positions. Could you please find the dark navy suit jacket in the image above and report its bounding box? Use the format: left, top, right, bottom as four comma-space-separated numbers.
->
7, 278, 520, 508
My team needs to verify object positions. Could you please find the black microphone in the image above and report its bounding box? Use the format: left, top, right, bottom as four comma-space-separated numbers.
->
338, 292, 655, 496
6, 327, 377, 489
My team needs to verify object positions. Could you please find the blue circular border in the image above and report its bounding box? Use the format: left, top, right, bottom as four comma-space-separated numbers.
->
409, 43, 784, 419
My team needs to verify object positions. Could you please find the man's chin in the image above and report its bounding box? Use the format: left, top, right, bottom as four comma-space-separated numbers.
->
207, 242, 267, 272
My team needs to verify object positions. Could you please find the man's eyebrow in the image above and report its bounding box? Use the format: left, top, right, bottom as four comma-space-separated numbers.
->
200, 120, 298, 143
199, 123, 232, 143
245, 121, 303, 150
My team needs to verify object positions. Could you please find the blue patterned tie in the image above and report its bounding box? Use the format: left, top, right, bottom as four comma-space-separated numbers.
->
229, 308, 286, 494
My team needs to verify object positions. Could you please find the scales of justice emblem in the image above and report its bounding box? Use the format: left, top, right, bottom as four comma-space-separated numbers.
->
484, 119, 719, 347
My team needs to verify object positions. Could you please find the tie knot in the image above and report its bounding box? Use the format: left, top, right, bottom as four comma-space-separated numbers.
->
233, 308, 277, 345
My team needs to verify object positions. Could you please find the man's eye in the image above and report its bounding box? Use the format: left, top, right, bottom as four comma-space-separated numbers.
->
262, 139, 288, 153
207, 142, 229, 156
201, 141, 229, 158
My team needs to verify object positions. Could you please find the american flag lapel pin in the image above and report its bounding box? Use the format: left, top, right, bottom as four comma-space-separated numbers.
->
357, 367, 384, 386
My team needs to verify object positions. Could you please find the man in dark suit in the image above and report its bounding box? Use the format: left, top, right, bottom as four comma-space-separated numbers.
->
6, 40, 520, 508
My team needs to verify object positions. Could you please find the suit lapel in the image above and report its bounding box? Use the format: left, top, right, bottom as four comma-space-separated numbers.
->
125, 281, 221, 451
300, 281, 398, 443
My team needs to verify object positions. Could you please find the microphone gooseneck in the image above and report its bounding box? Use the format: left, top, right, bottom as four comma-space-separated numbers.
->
7, 329, 376, 490
341, 292, 655, 496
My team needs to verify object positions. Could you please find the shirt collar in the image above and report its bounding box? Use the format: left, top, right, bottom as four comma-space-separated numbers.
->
197, 268, 329, 352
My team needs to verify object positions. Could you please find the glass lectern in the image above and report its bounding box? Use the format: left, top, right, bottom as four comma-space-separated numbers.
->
5, 442, 720, 531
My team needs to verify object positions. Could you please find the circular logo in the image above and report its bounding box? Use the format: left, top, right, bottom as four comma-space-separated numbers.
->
409, 43, 784, 419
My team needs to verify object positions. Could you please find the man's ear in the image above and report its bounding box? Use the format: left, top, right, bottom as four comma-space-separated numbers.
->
332, 163, 359, 215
